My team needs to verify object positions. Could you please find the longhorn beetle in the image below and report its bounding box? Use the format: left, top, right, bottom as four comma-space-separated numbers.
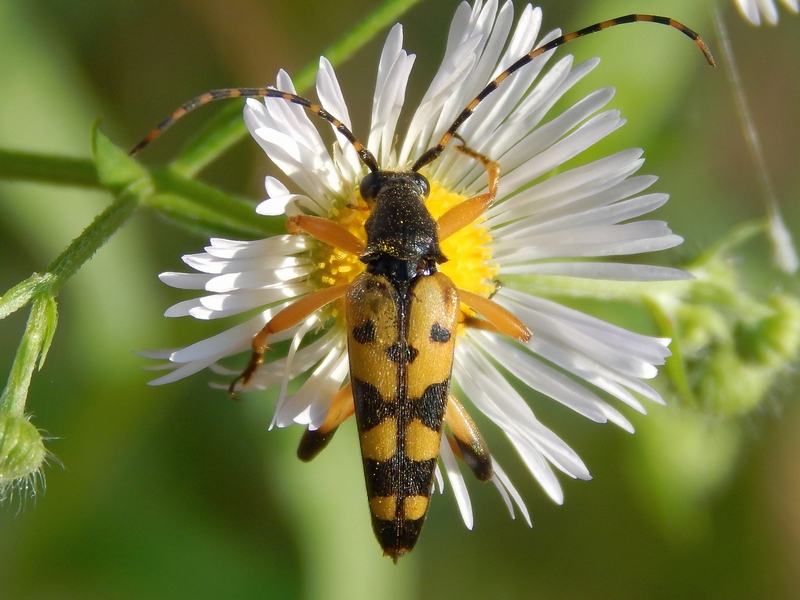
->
132, 14, 714, 560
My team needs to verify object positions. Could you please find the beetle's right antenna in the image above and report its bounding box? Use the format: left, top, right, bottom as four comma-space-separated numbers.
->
412, 14, 715, 172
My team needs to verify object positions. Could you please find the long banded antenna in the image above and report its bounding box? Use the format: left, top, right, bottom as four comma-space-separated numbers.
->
412, 14, 716, 172
129, 87, 380, 173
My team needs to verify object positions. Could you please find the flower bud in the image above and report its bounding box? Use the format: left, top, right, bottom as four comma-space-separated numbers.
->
659, 258, 800, 416
0, 414, 46, 501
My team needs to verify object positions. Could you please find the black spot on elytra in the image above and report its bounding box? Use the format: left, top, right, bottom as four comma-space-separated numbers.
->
386, 343, 419, 364
352, 379, 396, 429
429, 323, 451, 343
416, 382, 449, 429
352, 319, 377, 344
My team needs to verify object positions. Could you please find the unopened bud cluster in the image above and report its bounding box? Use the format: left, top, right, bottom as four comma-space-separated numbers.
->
0, 414, 46, 502
655, 254, 800, 415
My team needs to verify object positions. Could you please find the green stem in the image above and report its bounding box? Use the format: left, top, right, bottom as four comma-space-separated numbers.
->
0, 148, 100, 188
509, 272, 693, 303
170, 0, 424, 177
0, 295, 55, 417
646, 297, 696, 407
45, 192, 139, 294
1, 189, 137, 418
146, 168, 284, 237
689, 219, 767, 269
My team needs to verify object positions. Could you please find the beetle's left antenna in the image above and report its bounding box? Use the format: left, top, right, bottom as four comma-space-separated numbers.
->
129, 87, 380, 172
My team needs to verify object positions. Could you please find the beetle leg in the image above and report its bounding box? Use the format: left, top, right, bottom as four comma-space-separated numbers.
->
436, 142, 500, 241
229, 284, 350, 397
445, 394, 492, 481
287, 215, 365, 255
297, 383, 355, 461
458, 288, 531, 342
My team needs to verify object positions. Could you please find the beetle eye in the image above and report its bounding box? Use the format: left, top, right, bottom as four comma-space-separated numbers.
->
413, 173, 430, 199
359, 172, 383, 201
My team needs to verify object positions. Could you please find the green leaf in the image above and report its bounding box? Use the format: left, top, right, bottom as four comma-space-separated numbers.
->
92, 124, 148, 190
37, 294, 58, 370
0, 274, 52, 320
0, 295, 55, 417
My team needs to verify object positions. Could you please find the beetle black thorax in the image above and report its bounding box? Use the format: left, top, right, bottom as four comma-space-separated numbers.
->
359, 170, 447, 289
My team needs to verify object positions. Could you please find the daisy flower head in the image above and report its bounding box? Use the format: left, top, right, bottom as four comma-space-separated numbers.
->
148, 0, 691, 554
734, 0, 799, 25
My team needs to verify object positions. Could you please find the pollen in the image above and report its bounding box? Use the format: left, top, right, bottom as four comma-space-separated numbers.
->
313, 195, 370, 290
311, 181, 498, 328
425, 182, 498, 299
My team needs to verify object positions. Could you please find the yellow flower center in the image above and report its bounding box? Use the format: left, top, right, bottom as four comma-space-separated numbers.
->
312, 180, 498, 327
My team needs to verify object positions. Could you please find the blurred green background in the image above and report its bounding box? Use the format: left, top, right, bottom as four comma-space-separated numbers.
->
1, 0, 799, 598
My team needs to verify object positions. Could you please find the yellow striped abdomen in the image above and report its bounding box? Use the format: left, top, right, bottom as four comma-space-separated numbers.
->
345, 271, 459, 559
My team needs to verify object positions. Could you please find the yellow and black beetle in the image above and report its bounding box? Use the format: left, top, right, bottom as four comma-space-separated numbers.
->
132, 14, 713, 560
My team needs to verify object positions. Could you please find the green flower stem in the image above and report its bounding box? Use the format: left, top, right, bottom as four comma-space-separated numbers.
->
0, 295, 56, 417
170, 0, 425, 177
1, 191, 136, 420
511, 273, 694, 304
146, 168, 284, 238
646, 297, 697, 407
0, 148, 100, 188
691, 219, 767, 269
45, 192, 139, 295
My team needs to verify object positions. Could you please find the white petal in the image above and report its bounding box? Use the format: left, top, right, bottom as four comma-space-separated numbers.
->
182, 253, 310, 275
735, 0, 762, 23
493, 84, 614, 187
148, 359, 224, 386
257, 176, 309, 216
316, 57, 362, 178
164, 298, 205, 318
159, 271, 213, 290
498, 292, 668, 380
244, 88, 341, 208
203, 235, 307, 260
491, 458, 532, 526
499, 110, 626, 196
399, 0, 508, 164
473, 333, 610, 423
503, 192, 670, 236
273, 340, 349, 429
246, 123, 340, 207
205, 268, 309, 293
756, 0, 780, 24
489, 149, 645, 218
493, 222, 682, 262
168, 313, 271, 364
439, 436, 474, 530
458, 5, 543, 152
369, 24, 416, 165
245, 329, 342, 396
453, 347, 589, 502
197, 284, 315, 317
434, 464, 445, 494
462, 346, 591, 480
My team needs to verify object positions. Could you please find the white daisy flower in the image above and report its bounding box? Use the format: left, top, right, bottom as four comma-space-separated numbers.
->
734, 0, 799, 25
147, 0, 686, 533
